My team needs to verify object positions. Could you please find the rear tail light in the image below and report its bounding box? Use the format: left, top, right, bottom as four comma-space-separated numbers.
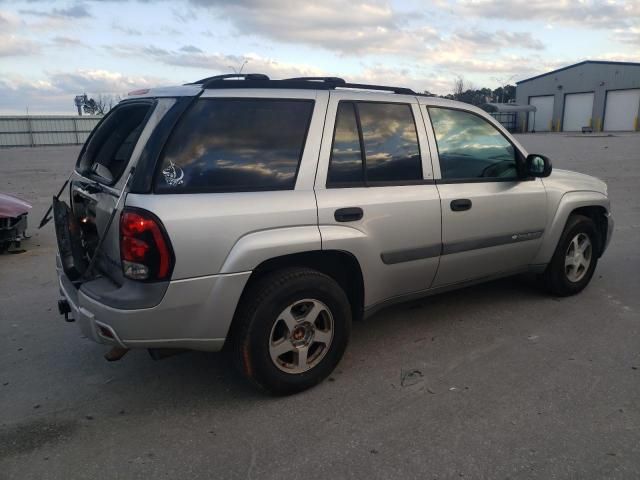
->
120, 208, 174, 281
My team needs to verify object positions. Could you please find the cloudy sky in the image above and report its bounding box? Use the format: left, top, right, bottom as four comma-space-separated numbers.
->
1, 0, 639, 114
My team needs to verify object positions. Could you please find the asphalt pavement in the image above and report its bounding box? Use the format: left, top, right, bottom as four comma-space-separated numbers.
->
1, 133, 639, 479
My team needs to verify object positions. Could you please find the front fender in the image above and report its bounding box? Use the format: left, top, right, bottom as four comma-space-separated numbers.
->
532, 190, 610, 265
219, 225, 321, 274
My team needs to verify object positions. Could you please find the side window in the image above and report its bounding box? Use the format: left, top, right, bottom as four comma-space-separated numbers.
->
155, 99, 314, 193
327, 101, 422, 186
358, 103, 422, 183
327, 102, 364, 185
428, 107, 518, 180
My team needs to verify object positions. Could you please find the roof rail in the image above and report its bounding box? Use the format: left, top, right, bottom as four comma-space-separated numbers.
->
188, 73, 270, 86
285, 77, 416, 94
284, 76, 346, 86
193, 73, 419, 95
341, 82, 416, 95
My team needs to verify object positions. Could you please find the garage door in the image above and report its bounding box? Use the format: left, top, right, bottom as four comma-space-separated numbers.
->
604, 89, 640, 131
562, 92, 594, 132
528, 96, 554, 132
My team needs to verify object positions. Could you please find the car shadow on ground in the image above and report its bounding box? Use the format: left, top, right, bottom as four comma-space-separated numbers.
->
90, 274, 550, 406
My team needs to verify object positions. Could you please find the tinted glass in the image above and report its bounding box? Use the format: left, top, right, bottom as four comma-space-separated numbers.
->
80, 103, 151, 184
358, 103, 422, 182
156, 99, 313, 192
429, 108, 517, 180
327, 102, 364, 185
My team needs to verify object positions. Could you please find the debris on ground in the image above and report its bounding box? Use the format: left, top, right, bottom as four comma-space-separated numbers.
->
400, 369, 423, 387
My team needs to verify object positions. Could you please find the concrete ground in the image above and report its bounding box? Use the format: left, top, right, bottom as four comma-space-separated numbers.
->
1, 133, 639, 479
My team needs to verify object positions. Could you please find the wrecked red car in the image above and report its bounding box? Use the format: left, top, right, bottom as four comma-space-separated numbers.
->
0, 193, 31, 253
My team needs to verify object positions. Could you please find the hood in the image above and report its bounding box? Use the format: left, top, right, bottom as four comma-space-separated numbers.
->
0, 193, 32, 218
542, 169, 608, 196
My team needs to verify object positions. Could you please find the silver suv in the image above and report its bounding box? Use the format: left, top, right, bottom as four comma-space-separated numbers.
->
53, 74, 613, 394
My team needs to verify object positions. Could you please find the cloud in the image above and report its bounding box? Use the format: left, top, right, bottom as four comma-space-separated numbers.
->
0, 34, 41, 57
349, 65, 451, 94
0, 9, 22, 29
20, 2, 92, 19
48, 69, 159, 94
446, 0, 639, 29
0, 70, 165, 114
184, 0, 436, 56
449, 30, 545, 52
51, 36, 88, 48
594, 51, 640, 63
180, 45, 204, 53
112, 23, 143, 36
614, 26, 640, 46
109, 44, 326, 79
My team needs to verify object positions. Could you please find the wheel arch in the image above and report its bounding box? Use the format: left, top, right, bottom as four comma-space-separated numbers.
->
533, 191, 610, 265
569, 205, 609, 256
224, 250, 365, 348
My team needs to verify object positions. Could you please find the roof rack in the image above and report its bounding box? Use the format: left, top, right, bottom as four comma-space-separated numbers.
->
285, 76, 347, 86
191, 73, 419, 95
187, 73, 270, 86
285, 77, 416, 94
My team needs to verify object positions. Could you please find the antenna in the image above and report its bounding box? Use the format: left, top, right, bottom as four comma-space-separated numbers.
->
229, 59, 248, 74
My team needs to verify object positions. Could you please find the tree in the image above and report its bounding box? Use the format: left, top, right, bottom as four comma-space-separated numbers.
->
491, 85, 516, 103
93, 94, 122, 115
453, 76, 465, 101
427, 78, 518, 106
76, 93, 122, 116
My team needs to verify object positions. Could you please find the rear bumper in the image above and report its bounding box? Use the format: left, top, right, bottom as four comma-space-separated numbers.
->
57, 257, 250, 352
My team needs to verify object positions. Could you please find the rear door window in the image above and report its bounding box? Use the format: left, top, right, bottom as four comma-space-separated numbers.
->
327, 101, 422, 187
77, 102, 153, 185
155, 99, 314, 193
327, 102, 364, 185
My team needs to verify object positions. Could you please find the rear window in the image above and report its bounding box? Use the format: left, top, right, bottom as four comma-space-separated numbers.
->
78, 102, 153, 185
155, 99, 314, 193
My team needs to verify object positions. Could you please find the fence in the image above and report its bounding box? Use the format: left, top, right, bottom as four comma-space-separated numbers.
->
0, 115, 101, 147
489, 112, 518, 133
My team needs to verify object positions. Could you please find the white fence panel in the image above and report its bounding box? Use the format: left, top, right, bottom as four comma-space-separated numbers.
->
0, 115, 102, 147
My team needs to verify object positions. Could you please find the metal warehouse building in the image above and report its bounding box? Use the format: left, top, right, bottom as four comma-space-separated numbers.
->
515, 60, 640, 132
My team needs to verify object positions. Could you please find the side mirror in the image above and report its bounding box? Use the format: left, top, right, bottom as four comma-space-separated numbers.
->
525, 154, 552, 178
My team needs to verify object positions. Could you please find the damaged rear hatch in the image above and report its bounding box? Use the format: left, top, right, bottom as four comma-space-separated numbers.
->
55, 98, 158, 284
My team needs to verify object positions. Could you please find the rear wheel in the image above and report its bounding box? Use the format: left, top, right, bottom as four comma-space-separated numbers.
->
543, 214, 600, 296
232, 268, 351, 395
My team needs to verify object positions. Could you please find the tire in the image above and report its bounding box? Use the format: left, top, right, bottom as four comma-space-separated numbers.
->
231, 267, 352, 395
543, 214, 600, 296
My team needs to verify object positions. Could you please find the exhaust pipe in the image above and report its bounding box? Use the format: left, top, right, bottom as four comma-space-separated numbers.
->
104, 347, 129, 362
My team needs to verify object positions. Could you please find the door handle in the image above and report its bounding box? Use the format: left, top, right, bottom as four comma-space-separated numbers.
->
335, 207, 363, 222
450, 199, 472, 212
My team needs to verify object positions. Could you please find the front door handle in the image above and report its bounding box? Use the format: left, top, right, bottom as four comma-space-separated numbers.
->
335, 207, 363, 222
450, 199, 472, 212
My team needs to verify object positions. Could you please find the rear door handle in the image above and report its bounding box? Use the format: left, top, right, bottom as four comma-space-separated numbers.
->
450, 199, 472, 212
335, 207, 363, 222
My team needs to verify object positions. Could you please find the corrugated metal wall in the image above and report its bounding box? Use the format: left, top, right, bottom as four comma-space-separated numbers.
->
0, 116, 101, 147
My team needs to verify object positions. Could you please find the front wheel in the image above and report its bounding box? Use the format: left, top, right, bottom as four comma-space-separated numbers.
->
543, 214, 600, 296
232, 268, 351, 395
